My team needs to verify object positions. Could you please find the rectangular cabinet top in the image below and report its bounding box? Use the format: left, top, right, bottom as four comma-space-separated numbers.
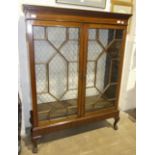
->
23, 5, 131, 21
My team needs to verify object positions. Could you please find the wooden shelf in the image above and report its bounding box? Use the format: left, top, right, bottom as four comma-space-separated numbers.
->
38, 95, 114, 121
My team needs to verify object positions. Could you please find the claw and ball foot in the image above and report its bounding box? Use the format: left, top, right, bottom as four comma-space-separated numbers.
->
113, 117, 120, 130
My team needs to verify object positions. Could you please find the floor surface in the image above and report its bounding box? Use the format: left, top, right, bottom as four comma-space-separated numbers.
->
21, 112, 136, 155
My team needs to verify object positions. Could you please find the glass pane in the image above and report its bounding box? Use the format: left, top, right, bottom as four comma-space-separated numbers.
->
85, 28, 123, 112
33, 26, 80, 121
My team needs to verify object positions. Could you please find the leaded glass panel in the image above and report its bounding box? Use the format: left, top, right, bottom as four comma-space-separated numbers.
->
85, 28, 123, 112
33, 26, 80, 121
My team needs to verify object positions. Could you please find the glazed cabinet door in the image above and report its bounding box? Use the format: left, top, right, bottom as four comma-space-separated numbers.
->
84, 25, 125, 113
29, 21, 83, 124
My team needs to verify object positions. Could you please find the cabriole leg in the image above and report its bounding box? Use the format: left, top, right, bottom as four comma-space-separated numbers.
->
32, 138, 38, 153
29, 110, 40, 153
113, 117, 120, 130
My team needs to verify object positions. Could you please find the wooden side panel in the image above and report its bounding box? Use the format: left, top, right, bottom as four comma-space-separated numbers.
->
114, 29, 128, 109
26, 20, 38, 127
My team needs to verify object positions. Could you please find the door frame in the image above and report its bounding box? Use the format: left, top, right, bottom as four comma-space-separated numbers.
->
26, 20, 84, 127
81, 23, 127, 115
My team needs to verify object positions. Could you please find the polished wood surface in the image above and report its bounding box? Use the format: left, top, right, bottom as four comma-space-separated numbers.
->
34, 110, 119, 137
26, 20, 38, 127
24, 5, 131, 153
23, 5, 131, 26
23, 5, 131, 19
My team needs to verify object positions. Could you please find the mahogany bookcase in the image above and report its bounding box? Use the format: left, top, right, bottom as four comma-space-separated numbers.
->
23, 5, 131, 153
